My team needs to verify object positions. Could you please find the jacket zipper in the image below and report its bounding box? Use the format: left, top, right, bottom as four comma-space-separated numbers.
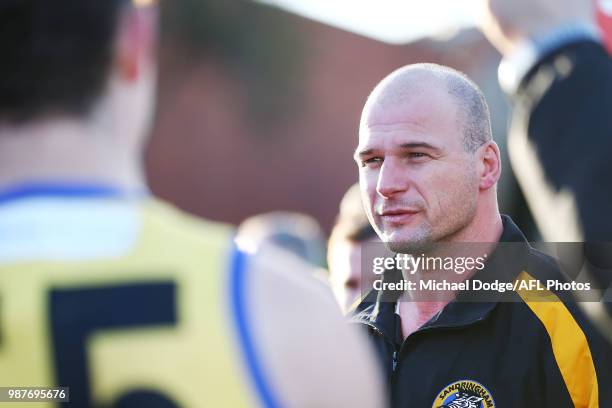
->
392, 350, 398, 371
355, 320, 400, 376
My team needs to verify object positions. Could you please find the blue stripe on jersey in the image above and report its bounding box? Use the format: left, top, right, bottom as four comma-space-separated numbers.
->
229, 245, 282, 408
0, 183, 146, 205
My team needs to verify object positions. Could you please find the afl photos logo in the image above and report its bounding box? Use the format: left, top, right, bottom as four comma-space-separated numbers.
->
432, 380, 495, 408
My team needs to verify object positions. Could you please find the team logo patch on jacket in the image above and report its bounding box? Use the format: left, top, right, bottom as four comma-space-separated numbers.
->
432, 380, 495, 408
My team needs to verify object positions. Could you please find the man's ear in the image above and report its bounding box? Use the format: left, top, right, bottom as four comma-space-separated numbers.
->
115, 4, 158, 82
478, 141, 502, 190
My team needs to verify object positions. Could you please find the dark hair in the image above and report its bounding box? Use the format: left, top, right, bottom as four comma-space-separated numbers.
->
0, 0, 127, 122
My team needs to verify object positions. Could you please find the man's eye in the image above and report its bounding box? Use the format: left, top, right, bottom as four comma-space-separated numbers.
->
408, 152, 429, 159
361, 157, 383, 167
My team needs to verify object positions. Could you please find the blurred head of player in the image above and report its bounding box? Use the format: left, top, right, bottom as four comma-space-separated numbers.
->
237, 211, 327, 267
356, 64, 502, 254
328, 183, 379, 313
0, 0, 158, 190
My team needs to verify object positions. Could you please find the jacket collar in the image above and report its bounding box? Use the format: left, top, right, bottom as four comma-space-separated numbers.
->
352, 215, 530, 342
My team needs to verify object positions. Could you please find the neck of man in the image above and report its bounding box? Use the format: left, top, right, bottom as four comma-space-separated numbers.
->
0, 116, 147, 194
398, 201, 504, 339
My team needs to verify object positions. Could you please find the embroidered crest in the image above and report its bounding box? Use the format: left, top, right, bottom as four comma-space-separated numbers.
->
432, 380, 495, 408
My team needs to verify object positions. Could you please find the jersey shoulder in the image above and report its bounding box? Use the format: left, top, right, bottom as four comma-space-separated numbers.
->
141, 199, 234, 253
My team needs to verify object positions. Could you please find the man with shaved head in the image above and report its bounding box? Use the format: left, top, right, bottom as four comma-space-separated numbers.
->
358, 64, 500, 257
352, 63, 611, 407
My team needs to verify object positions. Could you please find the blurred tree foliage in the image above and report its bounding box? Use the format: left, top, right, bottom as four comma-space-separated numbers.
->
161, 0, 306, 134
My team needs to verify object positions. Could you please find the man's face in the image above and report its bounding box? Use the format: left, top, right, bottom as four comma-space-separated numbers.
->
328, 238, 378, 313
355, 84, 479, 253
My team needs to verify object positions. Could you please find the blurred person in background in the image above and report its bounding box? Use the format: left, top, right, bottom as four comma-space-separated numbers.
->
236, 211, 326, 268
0, 1, 385, 407
479, 0, 612, 342
327, 183, 380, 313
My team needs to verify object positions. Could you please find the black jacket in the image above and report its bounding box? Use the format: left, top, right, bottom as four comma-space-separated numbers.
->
510, 39, 612, 298
353, 216, 612, 407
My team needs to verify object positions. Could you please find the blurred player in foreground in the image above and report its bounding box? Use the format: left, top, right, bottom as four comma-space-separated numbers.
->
0, 1, 384, 407
479, 0, 612, 342
327, 184, 379, 313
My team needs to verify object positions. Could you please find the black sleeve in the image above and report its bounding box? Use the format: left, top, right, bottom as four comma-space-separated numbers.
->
512, 40, 612, 293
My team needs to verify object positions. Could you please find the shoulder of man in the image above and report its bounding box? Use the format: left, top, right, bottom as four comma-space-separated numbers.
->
143, 202, 386, 406
517, 37, 612, 99
505, 244, 612, 406
236, 243, 386, 408
158, 200, 383, 407
144, 198, 234, 243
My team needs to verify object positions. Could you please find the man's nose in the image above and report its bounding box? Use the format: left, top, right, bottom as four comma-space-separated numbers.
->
376, 159, 408, 198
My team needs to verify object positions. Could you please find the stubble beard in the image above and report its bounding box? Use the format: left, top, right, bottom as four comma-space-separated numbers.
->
383, 222, 435, 255
382, 200, 477, 256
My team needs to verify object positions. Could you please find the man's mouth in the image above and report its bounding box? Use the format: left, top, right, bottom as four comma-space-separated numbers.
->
378, 209, 419, 223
